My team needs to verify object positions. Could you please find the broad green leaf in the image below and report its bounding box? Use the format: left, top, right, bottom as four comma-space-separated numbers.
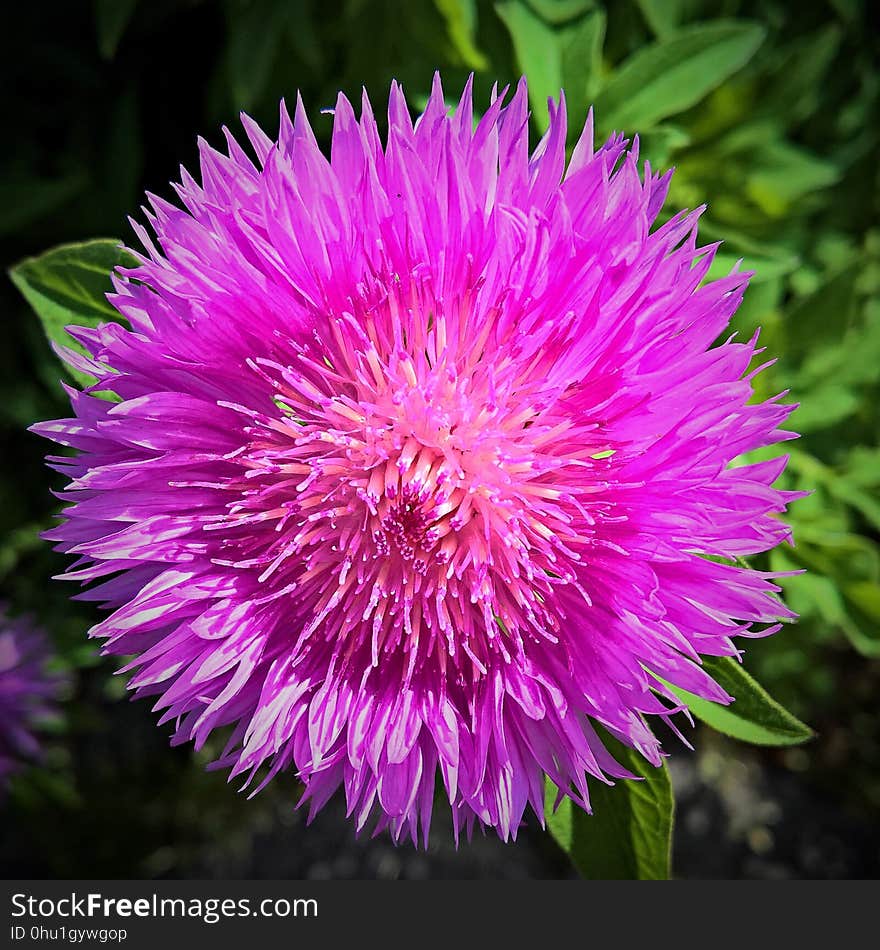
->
710, 118, 781, 156
9, 239, 135, 387
545, 735, 673, 879
497, 1, 605, 132
666, 655, 814, 746
791, 526, 880, 582
635, 0, 682, 38
745, 141, 840, 216
561, 10, 606, 111
496, 1, 562, 133
791, 384, 860, 432
594, 20, 765, 132
525, 0, 594, 25
771, 549, 830, 622
776, 528, 880, 658
434, 0, 488, 69
94, 0, 139, 59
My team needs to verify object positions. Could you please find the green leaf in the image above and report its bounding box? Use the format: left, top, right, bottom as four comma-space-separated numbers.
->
635, 0, 683, 38
791, 383, 860, 432
94, 0, 139, 59
496, 1, 562, 133
561, 10, 606, 110
525, 0, 594, 24
775, 526, 880, 658
497, 1, 605, 133
434, 0, 488, 70
665, 655, 814, 746
9, 239, 136, 387
745, 141, 840, 216
545, 734, 673, 879
594, 20, 765, 132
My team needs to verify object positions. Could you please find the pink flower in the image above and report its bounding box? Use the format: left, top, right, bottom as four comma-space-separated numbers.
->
34, 76, 799, 843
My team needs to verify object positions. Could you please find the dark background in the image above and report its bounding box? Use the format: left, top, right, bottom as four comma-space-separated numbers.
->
1, 0, 878, 878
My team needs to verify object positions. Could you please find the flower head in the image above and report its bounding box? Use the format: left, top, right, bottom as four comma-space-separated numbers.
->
0, 607, 61, 792
34, 75, 799, 843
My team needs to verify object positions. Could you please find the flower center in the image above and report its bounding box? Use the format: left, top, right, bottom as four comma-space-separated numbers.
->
361, 443, 470, 572
221, 299, 602, 683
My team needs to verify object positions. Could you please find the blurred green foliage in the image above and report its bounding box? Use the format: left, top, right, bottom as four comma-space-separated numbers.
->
1, 0, 878, 874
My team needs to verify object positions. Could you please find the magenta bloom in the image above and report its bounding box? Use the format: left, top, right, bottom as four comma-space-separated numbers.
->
34, 76, 798, 843
0, 608, 61, 791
